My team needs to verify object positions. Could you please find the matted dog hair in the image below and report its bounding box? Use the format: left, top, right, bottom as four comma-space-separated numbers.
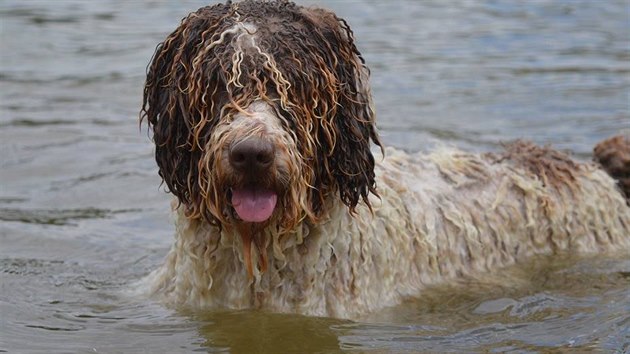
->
141, 0, 381, 231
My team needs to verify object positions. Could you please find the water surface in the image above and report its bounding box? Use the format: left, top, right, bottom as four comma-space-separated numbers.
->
1, 0, 629, 352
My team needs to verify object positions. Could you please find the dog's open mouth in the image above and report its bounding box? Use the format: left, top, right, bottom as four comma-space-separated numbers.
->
231, 187, 278, 223
230, 186, 278, 278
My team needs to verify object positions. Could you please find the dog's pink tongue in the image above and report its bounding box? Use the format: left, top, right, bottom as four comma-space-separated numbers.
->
231, 188, 277, 223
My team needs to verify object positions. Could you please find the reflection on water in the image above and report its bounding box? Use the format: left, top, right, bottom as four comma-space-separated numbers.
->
1, 0, 629, 352
194, 311, 347, 353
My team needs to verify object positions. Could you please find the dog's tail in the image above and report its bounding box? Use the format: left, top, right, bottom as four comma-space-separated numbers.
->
593, 134, 630, 201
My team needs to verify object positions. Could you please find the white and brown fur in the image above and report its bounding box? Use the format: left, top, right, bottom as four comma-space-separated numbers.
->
140, 0, 630, 319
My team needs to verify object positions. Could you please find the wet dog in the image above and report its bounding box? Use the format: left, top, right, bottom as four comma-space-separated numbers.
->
140, 0, 630, 318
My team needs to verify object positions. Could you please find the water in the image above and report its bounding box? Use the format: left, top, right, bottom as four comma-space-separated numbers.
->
1, 0, 629, 352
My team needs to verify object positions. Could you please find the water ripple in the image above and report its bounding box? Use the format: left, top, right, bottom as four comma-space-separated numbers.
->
0, 207, 138, 226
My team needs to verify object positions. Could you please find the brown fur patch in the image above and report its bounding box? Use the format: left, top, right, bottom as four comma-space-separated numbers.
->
487, 140, 582, 189
594, 134, 630, 201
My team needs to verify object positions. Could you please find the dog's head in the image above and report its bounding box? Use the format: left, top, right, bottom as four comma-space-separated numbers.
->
141, 0, 381, 233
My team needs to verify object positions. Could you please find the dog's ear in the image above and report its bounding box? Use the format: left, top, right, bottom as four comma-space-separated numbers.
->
328, 61, 381, 214
300, 9, 383, 215
140, 4, 231, 223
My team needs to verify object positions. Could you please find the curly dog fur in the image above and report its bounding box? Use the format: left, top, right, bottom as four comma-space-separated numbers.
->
140, 0, 630, 319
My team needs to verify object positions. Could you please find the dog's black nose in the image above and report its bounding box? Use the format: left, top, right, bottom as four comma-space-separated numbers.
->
229, 137, 275, 172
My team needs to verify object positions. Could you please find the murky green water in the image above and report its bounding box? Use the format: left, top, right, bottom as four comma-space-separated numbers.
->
1, 0, 629, 352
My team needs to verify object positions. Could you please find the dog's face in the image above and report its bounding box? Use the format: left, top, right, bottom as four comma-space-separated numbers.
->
141, 0, 381, 233
203, 101, 303, 231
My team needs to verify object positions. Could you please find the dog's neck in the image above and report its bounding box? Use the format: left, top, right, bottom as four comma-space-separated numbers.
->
163, 199, 349, 305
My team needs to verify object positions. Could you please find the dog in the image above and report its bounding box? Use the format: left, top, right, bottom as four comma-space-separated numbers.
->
139, 0, 630, 319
